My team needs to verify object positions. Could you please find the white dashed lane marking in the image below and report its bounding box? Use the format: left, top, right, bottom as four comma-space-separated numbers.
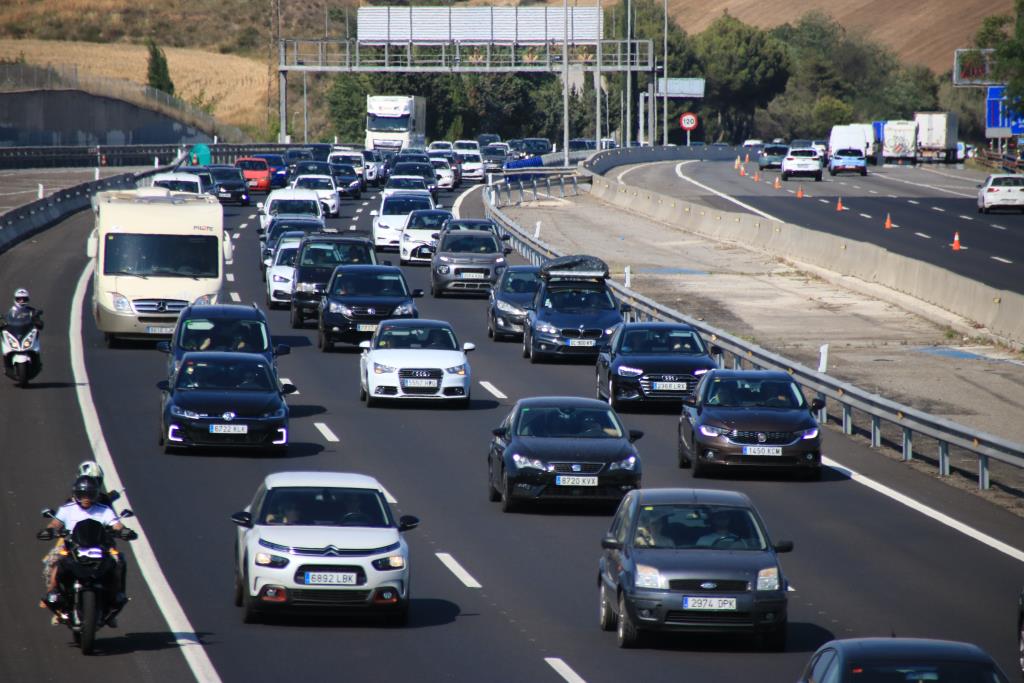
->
225, 273, 235, 282
859, 213, 871, 219
435, 553, 482, 588
229, 292, 241, 302
931, 206, 945, 212
908, 200, 920, 205
992, 224, 1007, 230
959, 215, 973, 221
545, 658, 587, 683
993, 256, 1013, 264
356, 208, 363, 213
248, 214, 256, 219
479, 381, 507, 399
239, 223, 248, 229
314, 422, 339, 442
818, 199, 828, 204
914, 232, 932, 239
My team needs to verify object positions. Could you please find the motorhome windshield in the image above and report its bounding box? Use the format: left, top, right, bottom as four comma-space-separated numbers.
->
103, 234, 219, 278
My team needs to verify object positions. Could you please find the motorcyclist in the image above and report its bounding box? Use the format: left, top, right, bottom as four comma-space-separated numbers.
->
6, 288, 44, 328
69, 461, 116, 508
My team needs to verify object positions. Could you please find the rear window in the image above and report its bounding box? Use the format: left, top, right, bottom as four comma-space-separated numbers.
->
383, 197, 432, 215
763, 146, 788, 155
791, 149, 817, 158
835, 149, 864, 158
154, 180, 199, 193
237, 159, 268, 171
992, 177, 1024, 187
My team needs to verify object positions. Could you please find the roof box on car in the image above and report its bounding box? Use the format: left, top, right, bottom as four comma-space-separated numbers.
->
539, 254, 610, 281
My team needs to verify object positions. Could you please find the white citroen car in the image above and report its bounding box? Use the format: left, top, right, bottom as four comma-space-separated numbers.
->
400, 209, 453, 264
359, 319, 474, 407
291, 174, 340, 217
264, 237, 301, 308
371, 191, 435, 251
232, 471, 419, 624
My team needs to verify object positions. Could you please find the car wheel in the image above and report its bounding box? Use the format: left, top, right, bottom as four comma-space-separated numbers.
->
981, 206, 989, 215
289, 306, 303, 329
233, 568, 243, 607
487, 314, 495, 339
432, 283, 443, 298
529, 346, 543, 364
860, 170, 867, 176
616, 592, 640, 648
599, 583, 616, 631
692, 456, 706, 478
500, 469, 517, 513
977, 205, 983, 214
522, 332, 531, 358
359, 382, 367, 402
815, 173, 822, 182
1018, 618, 1024, 675
487, 460, 501, 502
385, 602, 409, 627
595, 372, 604, 400
781, 173, 788, 182
677, 434, 692, 469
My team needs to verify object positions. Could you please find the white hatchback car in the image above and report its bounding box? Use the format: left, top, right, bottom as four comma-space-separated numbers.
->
457, 152, 485, 182
232, 471, 419, 624
400, 209, 453, 264
430, 159, 455, 191
264, 237, 302, 308
371, 192, 435, 251
291, 174, 340, 217
978, 174, 1024, 214
359, 319, 474, 407
781, 148, 823, 182
258, 188, 325, 231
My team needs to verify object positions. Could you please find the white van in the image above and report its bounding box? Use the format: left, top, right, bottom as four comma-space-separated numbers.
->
258, 188, 325, 231
828, 125, 869, 159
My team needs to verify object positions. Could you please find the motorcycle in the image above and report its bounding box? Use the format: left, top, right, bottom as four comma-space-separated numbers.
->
37, 508, 136, 655
1, 308, 42, 386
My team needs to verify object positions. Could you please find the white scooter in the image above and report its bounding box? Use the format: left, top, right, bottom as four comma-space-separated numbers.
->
1, 309, 43, 387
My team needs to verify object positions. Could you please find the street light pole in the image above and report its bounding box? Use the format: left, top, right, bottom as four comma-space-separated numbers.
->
595, 0, 602, 150
562, 0, 570, 166
625, 0, 632, 146
662, 0, 668, 146
302, 69, 308, 144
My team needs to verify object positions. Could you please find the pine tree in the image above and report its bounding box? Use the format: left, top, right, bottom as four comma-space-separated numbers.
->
146, 38, 175, 96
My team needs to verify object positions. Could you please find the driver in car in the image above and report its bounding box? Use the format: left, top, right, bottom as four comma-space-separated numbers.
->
696, 511, 739, 547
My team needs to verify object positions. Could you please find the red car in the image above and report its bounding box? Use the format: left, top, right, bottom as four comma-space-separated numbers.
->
236, 157, 272, 193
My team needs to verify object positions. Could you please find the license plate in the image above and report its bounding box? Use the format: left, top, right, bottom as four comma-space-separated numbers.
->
555, 475, 598, 486
402, 379, 437, 388
146, 326, 175, 335
304, 572, 357, 586
742, 446, 783, 456
568, 339, 596, 347
210, 424, 248, 434
652, 381, 687, 391
459, 272, 486, 279
356, 324, 378, 332
683, 596, 737, 610
247, 180, 258, 186
218, 191, 231, 197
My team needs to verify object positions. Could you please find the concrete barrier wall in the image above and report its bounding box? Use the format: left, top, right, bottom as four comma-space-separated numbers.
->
585, 172, 1024, 345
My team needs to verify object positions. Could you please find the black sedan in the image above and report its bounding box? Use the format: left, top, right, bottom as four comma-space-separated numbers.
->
329, 163, 362, 199
596, 322, 719, 409
317, 265, 423, 350
486, 265, 540, 341
797, 638, 1009, 682
207, 165, 251, 205
599, 488, 792, 650
158, 352, 296, 455
487, 396, 642, 512
678, 370, 824, 479
679, 370, 823, 479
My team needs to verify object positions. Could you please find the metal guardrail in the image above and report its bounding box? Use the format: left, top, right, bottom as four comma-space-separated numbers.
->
976, 149, 1020, 173
488, 169, 583, 207
483, 177, 1024, 490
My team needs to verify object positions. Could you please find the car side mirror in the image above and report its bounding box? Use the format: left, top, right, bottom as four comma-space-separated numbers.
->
412, 289, 424, 298
156, 341, 171, 353
231, 511, 253, 528
810, 397, 825, 412
463, 342, 476, 352
281, 383, 298, 395
503, 246, 513, 255
264, 258, 273, 268
620, 303, 633, 314
431, 232, 440, 240
709, 345, 723, 357
359, 340, 371, 350
256, 202, 264, 210
773, 541, 794, 553
398, 515, 420, 532
156, 380, 170, 392
522, 301, 535, 311
107, 490, 121, 503
601, 536, 622, 551
491, 426, 507, 437
119, 509, 134, 519
370, 210, 379, 217
383, 260, 393, 266
275, 344, 290, 356
628, 429, 644, 442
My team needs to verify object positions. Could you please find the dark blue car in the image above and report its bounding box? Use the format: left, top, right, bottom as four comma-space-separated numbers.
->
316, 265, 422, 350
250, 153, 289, 189
487, 265, 540, 341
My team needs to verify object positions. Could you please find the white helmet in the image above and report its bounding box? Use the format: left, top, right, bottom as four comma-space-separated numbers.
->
14, 288, 29, 305
77, 460, 104, 481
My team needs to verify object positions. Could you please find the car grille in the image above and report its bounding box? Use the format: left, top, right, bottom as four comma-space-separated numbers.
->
561, 328, 603, 339
726, 431, 799, 445
639, 373, 698, 398
289, 543, 400, 557
294, 565, 367, 586
398, 367, 443, 395
133, 298, 188, 314
348, 305, 394, 318
664, 610, 752, 626
669, 579, 750, 592
550, 462, 604, 474
289, 589, 371, 607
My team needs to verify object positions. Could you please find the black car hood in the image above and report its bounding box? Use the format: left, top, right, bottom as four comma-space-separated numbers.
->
216, 180, 246, 191
496, 291, 535, 308
631, 547, 774, 579
326, 294, 410, 309
333, 174, 359, 184
512, 437, 634, 463
537, 309, 623, 329
613, 354, 716, 374
170, 390, 282, 418
295, 266, 335, 284
701, 407, 815, 432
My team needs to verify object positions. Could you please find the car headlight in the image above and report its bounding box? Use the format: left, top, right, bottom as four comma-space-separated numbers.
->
445, 363, 467, 376
254, 552, 290, 569
800, 427, 819, 440
261, 406, 287, 419
693, 368, 711, 376
272, 274, 291, 283
21, 328, 38, 349
436, 265, 450, 274
699, 424, 728, 437
495, 257, 506, 264
635, 564, 668, 590
616, 365, 643, 377
111, 292, 132, 313
604, 326, 618, 335
438, 255, 450, 263
170, 405, 201, 419
496, 299, 525, 316
535, 321, 559, 335
373, 362, 396, 374
329, 302, 354, 315
372, 555, 406, 571
757, 567, 780, 591
608, 455, 637, 471
393, 301, 415, 316
193, 294, 215, 306
512, 453, 550, 471
295, 282, 317, 293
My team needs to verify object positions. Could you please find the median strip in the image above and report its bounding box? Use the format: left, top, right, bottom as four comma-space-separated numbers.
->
479, 381, 507, 399
435, 552, 482, 588
545, 658, 587, 683
314, 422, 339, 442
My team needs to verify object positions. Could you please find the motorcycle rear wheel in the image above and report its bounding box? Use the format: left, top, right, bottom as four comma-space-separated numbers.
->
79, 591, 98, 655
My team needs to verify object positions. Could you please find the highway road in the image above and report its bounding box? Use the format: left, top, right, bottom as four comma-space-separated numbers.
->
1, 181, 1022, 681
612, 154, 1022, 295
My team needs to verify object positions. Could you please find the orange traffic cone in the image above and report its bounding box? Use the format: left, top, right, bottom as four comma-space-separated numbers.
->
773, 176, 782, 190
734, 156, 741, 169
836, 197, 844, 211
796, 185, 804, 199
952, 232, 961, 251
744, 153, 750, 164
739, 165, 746, 177
752, 171, 760, 183
884, 213, 893, 230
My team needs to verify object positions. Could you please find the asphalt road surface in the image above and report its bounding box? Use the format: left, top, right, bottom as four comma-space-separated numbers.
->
1, 182, 1022, 682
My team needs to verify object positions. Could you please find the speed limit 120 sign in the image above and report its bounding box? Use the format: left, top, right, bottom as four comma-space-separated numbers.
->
679, 112, 698, 131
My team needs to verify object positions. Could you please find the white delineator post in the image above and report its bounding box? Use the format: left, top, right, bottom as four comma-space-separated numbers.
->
624, 265, 631, 288
534, 221, 541, 239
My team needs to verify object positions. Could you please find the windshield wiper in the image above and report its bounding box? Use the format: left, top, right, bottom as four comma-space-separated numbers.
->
107, 270, 149, 279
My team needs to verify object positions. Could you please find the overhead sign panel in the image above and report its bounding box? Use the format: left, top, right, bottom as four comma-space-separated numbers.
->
656, 78, 705, 98
357, 7, 603, 43
986, 85, 1024, 138
953, 48, 998, 87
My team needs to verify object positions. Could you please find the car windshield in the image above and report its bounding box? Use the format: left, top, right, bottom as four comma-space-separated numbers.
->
388, 178, 427, 190
174, 357, 274, 392
836, 149, 864, 158
299, 242, 373, 267
271, 199, 319, 216
260, 487, 391, 527
177, 318, 269, 353
763, 146, 788, 155
461, 154, 482, 163
330, 271, 408, 297
275, 247, 298, 267
383, 197, 432, 215
846, 662, 1007, 682
267, 221, 320, 243
153, 180, 200, 193
375, 325, 457, 350
620, 328, 706, 355
103, 233, 218, 278
992, 176, 1024, 187
237, 160, 268, 171
501, 271, 540, 294
210, 168, 242, 181
515, 406, 624, 438
524, 139, 550, 153
704, 378, 806, 409
295, 177, 334, 190
330, 164, 356, 176
633, 505, 768, 551
431, 160, 451, 170
447, 220, 495, 232
442, 234, 499, 253
544, 286, 616, 311
407, 212, 450, 229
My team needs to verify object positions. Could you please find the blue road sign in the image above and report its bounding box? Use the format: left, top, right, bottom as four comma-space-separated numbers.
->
987, 86, 1024, 136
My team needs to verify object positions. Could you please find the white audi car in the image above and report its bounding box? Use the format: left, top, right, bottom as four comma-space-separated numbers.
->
232, 471, 419, 624
291, 174, 340, 217
359, 319, 474, 407
371, 191, 435, 251
264, 237, 301, 308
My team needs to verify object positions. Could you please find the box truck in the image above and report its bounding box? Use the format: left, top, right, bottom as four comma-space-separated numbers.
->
914, 112, 958, 164
365, 96, 426, 152
882, 120, 918, 165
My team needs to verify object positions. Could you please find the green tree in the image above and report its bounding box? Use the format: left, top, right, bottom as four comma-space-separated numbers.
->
146, 38, 174, 96
991, 1, 1024, 117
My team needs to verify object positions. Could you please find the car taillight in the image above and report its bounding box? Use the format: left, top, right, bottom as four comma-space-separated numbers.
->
987, 188, 999, 193
785, 157, 794, 161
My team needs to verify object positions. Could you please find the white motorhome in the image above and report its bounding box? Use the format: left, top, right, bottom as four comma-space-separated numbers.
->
365, 95, 426, 153
883, 120, 918, 164
87, 188, 230, 345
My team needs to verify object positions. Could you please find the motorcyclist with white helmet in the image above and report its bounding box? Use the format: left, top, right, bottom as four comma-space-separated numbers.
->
7, 288, 43, 328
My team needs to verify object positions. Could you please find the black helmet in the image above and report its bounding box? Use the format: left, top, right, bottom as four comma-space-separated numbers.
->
72, 475, 100, 503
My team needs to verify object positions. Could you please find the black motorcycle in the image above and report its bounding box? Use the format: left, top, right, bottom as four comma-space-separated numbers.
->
37, 509, 136, 655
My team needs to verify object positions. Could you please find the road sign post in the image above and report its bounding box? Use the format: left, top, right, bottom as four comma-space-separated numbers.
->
679, 111, 698, 147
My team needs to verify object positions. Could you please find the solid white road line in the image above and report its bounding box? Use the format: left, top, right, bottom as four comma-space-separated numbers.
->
545, 658, 587, 683
822, 456, 1024, 564
225, 273, 235, 282
914, 232, 932, 239
859, 213, 872, 219
993, 256, 1013, 264
278, 377, 299, 394
229, 292, 241, 302
435, 553, 482, 588
451, 183, 484, 219
479, 381, 508, 399
616, 165, 645, 182
361, 201, 369, 206
908, 200, 920, 205
675, 163, 787, 223
992, 224, 1007, 230
381, 487, 397, 504
71, 264, 222, 683
315, 422, 340, 442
